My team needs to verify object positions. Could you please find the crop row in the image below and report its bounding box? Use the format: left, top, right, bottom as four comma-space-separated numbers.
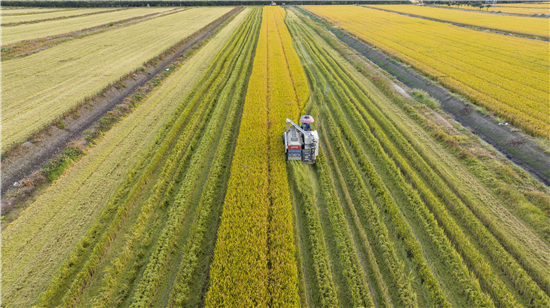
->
304, 5, 549, 138
204, 7, 273, 306
286, 8, 550, 308
299, 6, 550, 300
308, 29, 509, 306
291, 13, 418, 307
342, 57, 550, 306
315, 28, 524, 307
35, 9, 248, 307
315, 149, 377, 308
167, 10, 261, 307
296, 7, 550, 307
290, 163, 339, 307
205, 6, 307, 307
133, 9, 260, 307
265, 7, 308, 307
95, 10, 256, 307
306, 12, 550, 305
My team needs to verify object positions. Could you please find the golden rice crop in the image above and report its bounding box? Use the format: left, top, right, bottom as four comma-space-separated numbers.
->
305, 5, 550, 138
206, 6, 308, 307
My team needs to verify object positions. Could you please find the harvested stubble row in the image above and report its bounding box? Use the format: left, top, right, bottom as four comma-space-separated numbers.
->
288, 7, 550, 308
0, 8, 247, 307
1, 7, 174, 45
305, 5, 550, 139
205, 6, 308, 307
1, 6, 232, 153
1, 8, 72, 15
1, 7, 118, 24
37, 8, 255, 308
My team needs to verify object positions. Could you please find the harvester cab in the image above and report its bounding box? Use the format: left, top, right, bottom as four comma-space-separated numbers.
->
283, 116, 319, 164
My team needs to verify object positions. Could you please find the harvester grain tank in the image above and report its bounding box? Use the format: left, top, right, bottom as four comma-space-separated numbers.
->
282, 116, 319, 164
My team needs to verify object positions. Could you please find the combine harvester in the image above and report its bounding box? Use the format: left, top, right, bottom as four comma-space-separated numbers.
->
283, 115, 319, 164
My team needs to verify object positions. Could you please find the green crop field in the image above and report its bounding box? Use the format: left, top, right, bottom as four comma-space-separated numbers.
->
2, 4, 549, 308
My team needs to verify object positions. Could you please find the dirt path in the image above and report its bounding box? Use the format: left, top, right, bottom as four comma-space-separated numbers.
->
301, 9, 550, 186
1, 8, 241, 198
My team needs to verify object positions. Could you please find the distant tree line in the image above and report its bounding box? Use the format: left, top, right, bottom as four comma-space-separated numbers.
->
2, 0, 409, 7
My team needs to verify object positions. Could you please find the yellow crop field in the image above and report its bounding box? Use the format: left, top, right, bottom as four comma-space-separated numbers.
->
1, 7, 231, 153
3, 4, 550, 308
206, 6, 307, 307
305, 5, 550, 138
1, 7, 117, 24
373, 5, 550, 37
1, 7, 174, 45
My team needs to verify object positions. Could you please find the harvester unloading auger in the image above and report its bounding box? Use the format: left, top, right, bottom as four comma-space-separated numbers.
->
282, 115, 319, 164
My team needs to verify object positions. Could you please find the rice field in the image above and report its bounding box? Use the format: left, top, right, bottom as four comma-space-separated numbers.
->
1, 7, 174, 45
305, 5, 550, 139
372, 4, 550, 38
2, 4, 549, 308
1, 6, 232, 153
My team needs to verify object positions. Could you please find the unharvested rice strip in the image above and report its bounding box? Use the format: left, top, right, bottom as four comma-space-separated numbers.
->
205, 7, 304, 307
1, 8, 123, 26
1, 8, 185, 60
